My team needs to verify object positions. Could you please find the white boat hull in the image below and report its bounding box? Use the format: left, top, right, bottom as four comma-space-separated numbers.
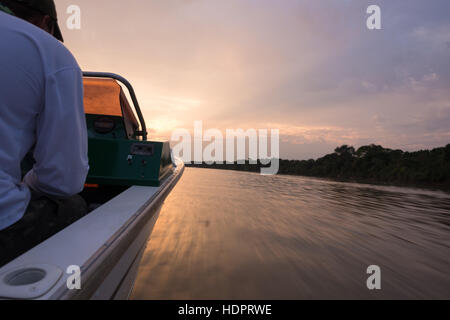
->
0, 158, 184, 300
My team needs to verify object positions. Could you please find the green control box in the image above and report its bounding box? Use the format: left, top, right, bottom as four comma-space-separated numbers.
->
85, 114, 173, 187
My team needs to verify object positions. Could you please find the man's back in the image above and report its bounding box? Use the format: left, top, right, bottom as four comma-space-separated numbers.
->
0, 11, 89, 230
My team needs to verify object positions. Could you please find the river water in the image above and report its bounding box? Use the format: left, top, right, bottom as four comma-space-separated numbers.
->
131, 168, 450, 299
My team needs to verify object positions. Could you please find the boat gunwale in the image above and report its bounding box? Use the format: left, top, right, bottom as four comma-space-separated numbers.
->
49, 158, 184, 300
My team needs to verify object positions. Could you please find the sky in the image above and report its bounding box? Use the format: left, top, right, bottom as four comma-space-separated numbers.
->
56, 0, 450, 160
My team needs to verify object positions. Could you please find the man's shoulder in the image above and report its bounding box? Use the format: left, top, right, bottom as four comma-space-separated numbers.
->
0, 12, 79, 74
41, 36, 81, 75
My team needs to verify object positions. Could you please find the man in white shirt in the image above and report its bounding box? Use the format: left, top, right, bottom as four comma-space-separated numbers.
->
0, 0, 89, 266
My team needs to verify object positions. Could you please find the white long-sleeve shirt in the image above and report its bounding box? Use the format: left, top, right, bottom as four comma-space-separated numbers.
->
0, 12, 89, 230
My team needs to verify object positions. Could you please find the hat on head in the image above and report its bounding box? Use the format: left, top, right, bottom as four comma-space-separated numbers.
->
13, 0, 64, 42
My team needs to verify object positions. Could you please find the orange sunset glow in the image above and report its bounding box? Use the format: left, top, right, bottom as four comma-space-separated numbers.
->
56, 0, 450, 159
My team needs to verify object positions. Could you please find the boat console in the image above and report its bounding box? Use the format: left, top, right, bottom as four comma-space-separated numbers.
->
83, 72, 173, 188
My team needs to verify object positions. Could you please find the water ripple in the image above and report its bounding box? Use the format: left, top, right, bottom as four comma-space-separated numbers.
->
132, 168, 450, 299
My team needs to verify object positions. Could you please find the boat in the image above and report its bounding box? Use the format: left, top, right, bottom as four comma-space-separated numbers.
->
0, 72, 184, 300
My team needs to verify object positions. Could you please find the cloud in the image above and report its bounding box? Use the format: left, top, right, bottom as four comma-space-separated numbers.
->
56, 0, 450, 159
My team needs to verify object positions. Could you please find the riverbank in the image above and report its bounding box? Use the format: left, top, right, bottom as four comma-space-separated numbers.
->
186, 163, 450, 192
185, 143, 450, 192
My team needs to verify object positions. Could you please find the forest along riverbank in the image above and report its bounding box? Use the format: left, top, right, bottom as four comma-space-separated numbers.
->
187, 144, 450, 190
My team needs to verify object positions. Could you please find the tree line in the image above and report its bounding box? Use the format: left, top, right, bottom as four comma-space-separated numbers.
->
186, 144, 450, 188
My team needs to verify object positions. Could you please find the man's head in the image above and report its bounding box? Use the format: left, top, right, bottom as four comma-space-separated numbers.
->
0, 0, 63, 42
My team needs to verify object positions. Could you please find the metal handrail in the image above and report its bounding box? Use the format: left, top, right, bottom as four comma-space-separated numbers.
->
83, 72, 148, 141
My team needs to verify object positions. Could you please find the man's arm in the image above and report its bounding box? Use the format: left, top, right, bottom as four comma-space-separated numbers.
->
24, 67, 89, 197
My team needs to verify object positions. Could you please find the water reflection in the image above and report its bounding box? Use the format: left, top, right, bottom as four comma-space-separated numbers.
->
131, 168, 450, 299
